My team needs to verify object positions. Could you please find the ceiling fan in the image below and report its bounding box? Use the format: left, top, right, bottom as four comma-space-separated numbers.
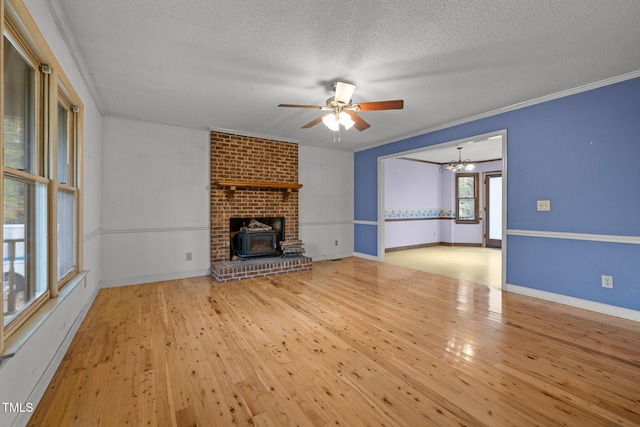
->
278, 82, 404, 131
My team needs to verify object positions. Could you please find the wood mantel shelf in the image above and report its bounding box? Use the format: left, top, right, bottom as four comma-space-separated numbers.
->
214, 180, 303, 201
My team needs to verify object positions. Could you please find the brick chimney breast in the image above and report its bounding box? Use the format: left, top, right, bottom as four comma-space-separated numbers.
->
210, 131, 299, 264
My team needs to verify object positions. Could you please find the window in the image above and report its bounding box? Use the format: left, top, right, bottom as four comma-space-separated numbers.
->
2, 32, 49, 333
56, 96, 78, 284
2, 5, 83, 350
455, 173, 479, 224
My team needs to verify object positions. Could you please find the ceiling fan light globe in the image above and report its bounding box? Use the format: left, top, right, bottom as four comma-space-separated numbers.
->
322, 114, 340, 131
338, 111, 355, 130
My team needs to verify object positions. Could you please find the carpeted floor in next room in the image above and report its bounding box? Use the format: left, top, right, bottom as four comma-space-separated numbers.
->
384, 245, 502, 288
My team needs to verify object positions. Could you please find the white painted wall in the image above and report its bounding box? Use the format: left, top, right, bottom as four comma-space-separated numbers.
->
101, 120, 353, 279
100, 117, 210, 287
299, 146, 354, 260
0, 2, 103, 427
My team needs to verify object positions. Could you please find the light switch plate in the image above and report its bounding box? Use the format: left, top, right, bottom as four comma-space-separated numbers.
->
537, 200, 551, 211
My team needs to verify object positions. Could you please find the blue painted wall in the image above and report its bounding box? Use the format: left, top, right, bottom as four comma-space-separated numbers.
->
354, 77, 640, 311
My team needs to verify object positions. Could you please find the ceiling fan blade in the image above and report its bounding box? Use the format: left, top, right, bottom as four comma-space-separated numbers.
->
278, 103, 324, 109
334, 82, 356, 104
354, 100, 404, 111
301, 115, 324, 129
346, 111, 371, 131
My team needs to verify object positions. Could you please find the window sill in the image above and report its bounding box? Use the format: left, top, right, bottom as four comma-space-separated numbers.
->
0, 271, 89, 367
455, 219, 481, 225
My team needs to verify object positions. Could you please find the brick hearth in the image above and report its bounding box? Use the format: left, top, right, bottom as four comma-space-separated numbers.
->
211, 256, 312, 282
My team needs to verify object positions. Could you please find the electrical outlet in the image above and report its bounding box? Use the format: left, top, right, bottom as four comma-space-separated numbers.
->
186, 252, 193, 261
537, 200, 551, 211
601, 275, 613, 289
334, 240, 338, 246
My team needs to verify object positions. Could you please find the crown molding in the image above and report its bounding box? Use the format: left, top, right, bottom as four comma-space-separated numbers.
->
45, 0, 105, 114
208, 126, 301, 144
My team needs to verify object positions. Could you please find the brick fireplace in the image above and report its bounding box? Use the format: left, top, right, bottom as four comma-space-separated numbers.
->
210, 131, 311, 280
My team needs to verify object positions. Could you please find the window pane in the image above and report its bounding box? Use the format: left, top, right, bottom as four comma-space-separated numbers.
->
58, 103, 69, 184
57, 189, 76, 280
457, 176, 475, 198
3, 176, 48, 327
458, 198, 476, 221
3, 38, 36, 173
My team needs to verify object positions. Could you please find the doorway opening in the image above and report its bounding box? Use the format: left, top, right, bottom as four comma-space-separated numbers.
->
485, 172, 502, 249
378, 131, 506, 289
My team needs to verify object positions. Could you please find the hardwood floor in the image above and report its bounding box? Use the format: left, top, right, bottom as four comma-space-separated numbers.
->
29, 257, 640, 426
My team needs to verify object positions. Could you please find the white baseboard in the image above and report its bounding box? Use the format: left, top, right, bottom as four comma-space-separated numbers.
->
100, 269, 211, 288
314, 252, 355, 261
506, 283, 640, 322
354, 252, 379, 261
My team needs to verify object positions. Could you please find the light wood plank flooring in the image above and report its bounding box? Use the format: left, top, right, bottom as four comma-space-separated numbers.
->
29, 257, 640, 426
384, 246, 502, 288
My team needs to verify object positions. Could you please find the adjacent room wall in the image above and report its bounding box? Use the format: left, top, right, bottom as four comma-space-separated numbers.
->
354, 76, 640, 317
383, 158, 503, 249
101, 116, 210, 287
383, 158, 443, 249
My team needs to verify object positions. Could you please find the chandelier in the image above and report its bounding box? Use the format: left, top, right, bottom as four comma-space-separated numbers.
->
446, 147, 476, 172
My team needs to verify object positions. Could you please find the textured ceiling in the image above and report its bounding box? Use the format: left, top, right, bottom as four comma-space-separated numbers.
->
53, 0, 640, 152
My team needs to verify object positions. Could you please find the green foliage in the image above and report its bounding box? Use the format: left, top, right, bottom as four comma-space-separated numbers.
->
4, 116, 27, 224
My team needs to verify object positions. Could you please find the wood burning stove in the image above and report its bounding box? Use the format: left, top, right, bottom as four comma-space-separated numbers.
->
235, 230, 277, 257
230, 217, 285, 259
